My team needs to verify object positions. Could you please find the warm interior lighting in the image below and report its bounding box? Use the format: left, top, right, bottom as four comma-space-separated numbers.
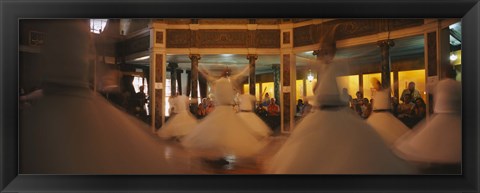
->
307, 70, 314, 82
134, 56, 150, 61
450, 54, 458, 61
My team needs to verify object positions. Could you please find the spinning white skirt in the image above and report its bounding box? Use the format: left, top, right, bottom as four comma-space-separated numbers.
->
367, 111, 410, 146
181, 106, 266, 159
237, 112, 272, 139
157, 112, 198, 139
393, 79, 461, 164
20, 89, 195, 174
393, 113, 461, 164
267, 107, 415, 174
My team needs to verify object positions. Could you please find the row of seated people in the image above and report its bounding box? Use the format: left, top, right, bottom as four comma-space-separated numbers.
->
347, 90, 426, 128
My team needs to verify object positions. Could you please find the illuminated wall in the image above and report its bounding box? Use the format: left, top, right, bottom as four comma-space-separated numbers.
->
296, 80, 304, 101
305, 79, 317, 97
261, 82, 275, 101
243, 83, 260, 101
337, 75, 359, 99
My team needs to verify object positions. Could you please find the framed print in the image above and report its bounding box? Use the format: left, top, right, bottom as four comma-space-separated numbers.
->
1, 0, 479, 192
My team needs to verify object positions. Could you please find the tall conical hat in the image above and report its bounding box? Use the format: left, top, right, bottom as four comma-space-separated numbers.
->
393, 79, 461, 164
313, 65, 346, 107
433, 79, 461, 113
214, 77, 235, 105
372, 88, 392, 110
42, 19, 92, 88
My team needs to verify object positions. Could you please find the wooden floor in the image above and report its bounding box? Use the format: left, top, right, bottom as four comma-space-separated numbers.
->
154, 134, 461, 175
158, 135, 289, 174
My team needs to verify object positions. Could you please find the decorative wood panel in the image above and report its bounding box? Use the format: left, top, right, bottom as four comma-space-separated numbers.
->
165, 19, 191, 25
122, 33, 150, 56
198, 29, 248, 48
335, 19, 380, 40
166, 29, 191, 48
256, 19, 281, 25
256, 30, 280, 48
247, 30, 256, 47
199, 19, 249, 24
293, 25, 317, 47
156, 31, 163, 44
292, 18, 311, 23
155, 54, 163, 129
282, 31, 290, 44
388, 19, 424, 31
427, 32, 437, 76
283, 93, 291, 132
282, 54, 291, 86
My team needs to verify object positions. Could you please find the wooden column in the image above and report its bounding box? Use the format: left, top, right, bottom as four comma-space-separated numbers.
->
280, 53, 296, 133
272, 64, 281, 104
393, 70, 399, 102
189, 54, 201, 108
149, 20, 167, 132
176, 69, 183, 95
186, 70, 191, 97
425, 31, 438, 116
439, 27, 455, 79
168, 63, 178, 95
377, 39, 395, 90
247, 54, 258, 96
150, 53, 165, 131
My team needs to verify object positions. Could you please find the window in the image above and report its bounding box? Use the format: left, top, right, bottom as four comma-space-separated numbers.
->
90, 19, 108, 34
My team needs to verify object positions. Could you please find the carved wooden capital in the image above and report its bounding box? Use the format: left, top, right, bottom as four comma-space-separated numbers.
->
167, 63, 179, 70
246, 54, 258, 61
377, 39, 395, 48
188, 54, 201, 61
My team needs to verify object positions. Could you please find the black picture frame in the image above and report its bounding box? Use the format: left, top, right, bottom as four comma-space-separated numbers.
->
1, 0, 479, 192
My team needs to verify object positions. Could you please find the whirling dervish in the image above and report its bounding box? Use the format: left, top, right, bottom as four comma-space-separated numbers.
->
157, 94, 198, 140
181, 65, 266, 161
20, 20, 197, 174
237, 90, 272, 139
266, 27, 415, 174
366, 86, 410, 146
393, 78, 461, 165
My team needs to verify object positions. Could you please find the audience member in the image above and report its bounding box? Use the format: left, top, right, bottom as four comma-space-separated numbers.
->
267, 98, 280, 116
397, 94, 416, 128
295, 99, 305, 117
361, 98, 372, 119
413, 97, 427, 124
400, 81, 421, 103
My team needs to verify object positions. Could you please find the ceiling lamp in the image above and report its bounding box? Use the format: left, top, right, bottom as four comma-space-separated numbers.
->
307, 69, 314, 82
449, 54, 458, 61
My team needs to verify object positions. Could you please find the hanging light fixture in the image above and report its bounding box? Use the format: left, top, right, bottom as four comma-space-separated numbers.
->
307, 59, 313, 82
307, 69, 314, 82
449, 53, 458, 61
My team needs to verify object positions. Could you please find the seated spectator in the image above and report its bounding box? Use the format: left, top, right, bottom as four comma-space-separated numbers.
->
267, 98, 280, 116
295, 99, 305, 117
413, 97, 426, 124
397, 94, 416, 128
361, 98, 372, 119
262, 92, 271, 107
400, 81, 422, 103
353, 91, 364, 116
